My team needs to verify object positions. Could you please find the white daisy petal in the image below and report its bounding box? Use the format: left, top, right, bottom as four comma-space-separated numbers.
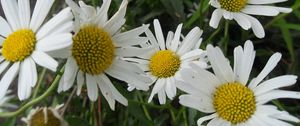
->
223, 11, 233, 20
197, 113, 218, 126
180, 49, 205, 61
105, 61, 150, 91
207, 45, 234, 83
243, 14, 265, 38
0, 16, 12, 37
36, 7, 73, 40
96, 74, 116, 110
207, 117, 224, 126
179, 95, 214, 113
86, 74, 98, 101
248, 0, 288, 4
113, 24, 149, 46
166, 31, 174, 50
115, 46, 156, 57
1, 0, 20, 30
254, 75, 297, 96
177, 27, 202, 55
238, 40, 255, 85
103, 0, 128, 35
31, 51, 58, 72
180, 68, 217, 95
63, 57, 78, 91
170, 23, 182, 51
98, 74, 128, 106
76, 71, 84, 96
148, 79, 164, 103
36, 33, 72, 52
158, 88, 166, 104
95, 0, 111, 26
271, 111, 300, 123
233, 13, 251, 30
209, 9, 223, 29
249, 53, 281, 89
18, 59, 33, 100
0, 62, 19, 99
30, 0, 54, 32
242, 5, 280, 16
274, 7, 292, 13
18, 0, 30, 28
165, 77, 176, 99
0, 61, 10, 75
145, 29, 159, 49
153, 19, 166, 50
257, 90, 300, 104
28, 58, 37, 87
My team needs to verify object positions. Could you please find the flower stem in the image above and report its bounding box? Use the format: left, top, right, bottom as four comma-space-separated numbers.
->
32, 68, 47, 99
0, 67, 64, 117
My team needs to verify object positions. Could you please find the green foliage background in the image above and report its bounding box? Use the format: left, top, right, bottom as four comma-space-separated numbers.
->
1, 0, 300, 126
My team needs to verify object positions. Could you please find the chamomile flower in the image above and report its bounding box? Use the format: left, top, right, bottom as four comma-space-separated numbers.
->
58, 0, 152, 110
0, 90, 17, 112
209, 0, 292, 38
0, 0, 73, 100
22, 105, 68, 126
125, 19, 207, 104
179, 40, 300, 126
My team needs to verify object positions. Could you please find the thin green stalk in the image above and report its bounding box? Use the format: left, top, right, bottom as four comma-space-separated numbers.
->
223, 21, 229, 54
167, 104, 176, 124
202, 26, 222, 46
32, 68, 47, 99
169, 108, 176, 124
183, 107, 188, 126
0, 67, 64, 117
198, 0, 204, 28
137, 92, 152, 121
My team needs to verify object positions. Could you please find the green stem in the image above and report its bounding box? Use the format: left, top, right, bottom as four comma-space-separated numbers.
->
0, 67, 64, 117
183, 107, 188, 126
223, 21, 229, 54
32, 68, 47, 99
265, 1, 300, 28
167, 104, 176, 124
137, 92, 152, 121
202, 26, 222, 46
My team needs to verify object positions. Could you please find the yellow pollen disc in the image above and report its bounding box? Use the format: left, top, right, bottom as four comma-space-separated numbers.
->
2, 29, 36, 62
30, 109, 60, 126
149, 50, 181, 78
72, 25, 115, 75
213, 82, 256, 124
218, 0, 247, 12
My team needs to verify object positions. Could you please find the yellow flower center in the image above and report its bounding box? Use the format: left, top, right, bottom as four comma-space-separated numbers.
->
213, 82, 256, 124
149, 50, 181, 78
30, 109, 61, 126
72, 25, 115, 75
218, 0, 247, 12
2, 29, 36, 62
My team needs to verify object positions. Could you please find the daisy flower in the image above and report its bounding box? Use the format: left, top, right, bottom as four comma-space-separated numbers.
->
58, 0, 152, 110
125, 19, 207, 104
22, 105, 68, 126
0, 90, 17, 112
0, 0, 73, 100
179, 40, 300, 125
209, 0, 292, 38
